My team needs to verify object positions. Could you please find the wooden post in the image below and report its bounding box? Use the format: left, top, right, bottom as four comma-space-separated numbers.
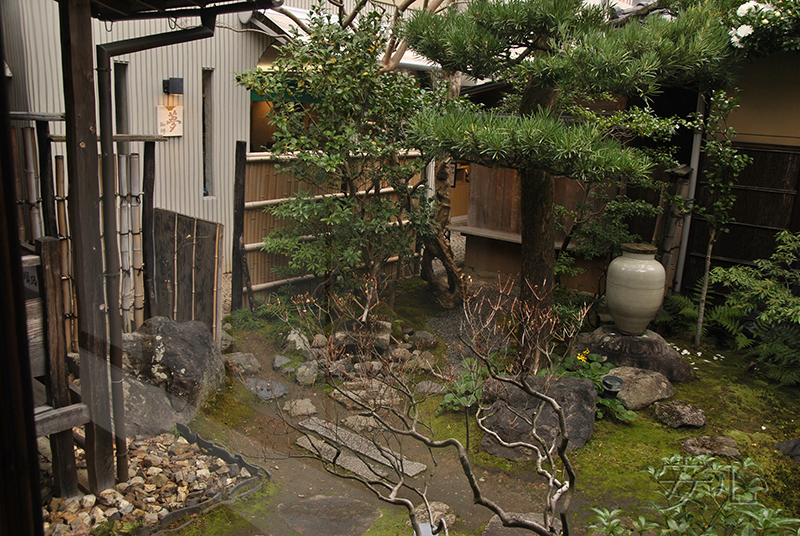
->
231, 141, 246, 311
0, 13, 45, 534
37, 237, 79, 498
142, 141, 156, 320
59, 0, 115, 493
240, 236, 256, 312
36, 121, 59, 237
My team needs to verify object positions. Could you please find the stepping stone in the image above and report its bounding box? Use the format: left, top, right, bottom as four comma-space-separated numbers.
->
246, 378, 289, 400
278, 495, 382, 536
283, 398, 317, 418
296, 435, 387, 479
299, 417, 427, 477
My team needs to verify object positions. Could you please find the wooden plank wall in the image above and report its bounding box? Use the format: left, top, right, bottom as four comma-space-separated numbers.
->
152, 208, 222, 341
682, 144, 800, 289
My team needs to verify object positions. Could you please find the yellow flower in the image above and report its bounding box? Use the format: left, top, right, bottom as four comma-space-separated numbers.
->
577, 349, 590, 363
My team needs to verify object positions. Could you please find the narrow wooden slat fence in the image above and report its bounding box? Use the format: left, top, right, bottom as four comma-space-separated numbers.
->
152, 208, 223, 343
236, 150, 421, 303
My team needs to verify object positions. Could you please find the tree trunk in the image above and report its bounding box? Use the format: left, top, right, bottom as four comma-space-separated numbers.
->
694, 228, 716, 349
421, 159, 466, 308
518, 167, 555, 371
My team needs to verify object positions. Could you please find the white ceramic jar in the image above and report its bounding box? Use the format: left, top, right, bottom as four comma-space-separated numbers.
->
605, 243, 665, 336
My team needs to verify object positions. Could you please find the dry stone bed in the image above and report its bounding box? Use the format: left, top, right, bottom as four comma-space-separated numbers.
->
41, 432, 262, 536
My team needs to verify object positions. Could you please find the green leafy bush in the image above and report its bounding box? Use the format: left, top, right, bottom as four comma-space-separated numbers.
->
590, 454, 800, 535
437, 357, 488, 415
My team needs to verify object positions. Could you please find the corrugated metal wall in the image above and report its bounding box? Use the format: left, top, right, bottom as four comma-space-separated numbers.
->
2, 0, 271, 272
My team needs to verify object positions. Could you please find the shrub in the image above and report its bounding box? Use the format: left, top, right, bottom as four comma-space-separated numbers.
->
590, 454, 800, 535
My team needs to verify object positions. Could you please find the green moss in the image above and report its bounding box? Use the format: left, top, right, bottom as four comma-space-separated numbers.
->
200, 376, 261, 431
363, 508, 411, 536
393, 278, 451, 331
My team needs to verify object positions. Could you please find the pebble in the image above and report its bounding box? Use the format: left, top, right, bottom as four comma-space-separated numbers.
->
40, 432, 259, 536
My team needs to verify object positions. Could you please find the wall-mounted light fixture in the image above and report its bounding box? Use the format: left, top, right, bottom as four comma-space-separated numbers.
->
162, 77, 184, 95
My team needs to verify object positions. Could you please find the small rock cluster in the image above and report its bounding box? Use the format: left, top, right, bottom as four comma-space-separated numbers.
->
249, 326, 439, 402
41, 433, 255, 536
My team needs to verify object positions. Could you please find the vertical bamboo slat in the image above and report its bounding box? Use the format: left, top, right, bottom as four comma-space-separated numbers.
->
118, 154, 132, 331
23, 127, 43, 241
130, 153, 144, 329
55, 155, 75, 352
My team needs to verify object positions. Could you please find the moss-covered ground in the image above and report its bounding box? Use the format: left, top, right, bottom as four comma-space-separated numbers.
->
173, 278, 800, 536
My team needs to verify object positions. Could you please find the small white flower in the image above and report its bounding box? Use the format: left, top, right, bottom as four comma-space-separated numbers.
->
736, 24, 755, 37
681, 349, 691, 355
761, 425, 767, 430
697, 351, 702, 357
737, 1, 758, 16
713, 356, 718, 360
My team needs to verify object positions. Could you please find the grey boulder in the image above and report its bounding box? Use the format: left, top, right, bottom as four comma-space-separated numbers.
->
611, 366, 674, 411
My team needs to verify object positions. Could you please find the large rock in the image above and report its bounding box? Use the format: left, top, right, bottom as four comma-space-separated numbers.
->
122, 375, 197, 436
479, 377, 597, 460
775, 439, 800, 463
655, 399, 705, 428
611, 366, 674, 410
296, 362, 318, 387
683, 436, 741, 458
122, 317, 225, 408
573, 326, 695, 382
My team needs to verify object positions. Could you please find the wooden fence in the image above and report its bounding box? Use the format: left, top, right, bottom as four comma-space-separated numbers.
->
150, 208, 223, 342
234, 146, 423, 304
682, 143, 800, 289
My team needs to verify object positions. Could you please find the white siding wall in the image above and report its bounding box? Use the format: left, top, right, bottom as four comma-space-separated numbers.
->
2, 0, 270, 272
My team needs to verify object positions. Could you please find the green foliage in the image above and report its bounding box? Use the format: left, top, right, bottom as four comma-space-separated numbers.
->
747, 323, 800, 386
226, 307, 263, 332
590, 454, 800, 535
437, 357, 488, 414
236, 9, 441, 290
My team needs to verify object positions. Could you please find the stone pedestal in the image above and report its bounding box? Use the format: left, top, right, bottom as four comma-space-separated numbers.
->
571, 325, 695, 382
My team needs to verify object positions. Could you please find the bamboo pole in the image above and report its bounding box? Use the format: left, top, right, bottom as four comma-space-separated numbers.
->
55, 156, 76, 353
22, 127, 43, 241
130, 153, 144, 329
118, 154, 132, 332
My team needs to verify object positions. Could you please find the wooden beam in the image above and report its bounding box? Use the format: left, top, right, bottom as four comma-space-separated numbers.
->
59, 0, 115, 494
49, 133, 168, 143
9, 111, 66, 122
142, 141, 156, 320
35, 404, 91, 438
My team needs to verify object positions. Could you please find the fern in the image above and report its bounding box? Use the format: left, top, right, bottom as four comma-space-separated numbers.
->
747, 323, 800, 386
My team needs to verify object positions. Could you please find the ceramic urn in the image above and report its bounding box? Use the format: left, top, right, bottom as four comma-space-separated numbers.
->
605, 243, 665, 335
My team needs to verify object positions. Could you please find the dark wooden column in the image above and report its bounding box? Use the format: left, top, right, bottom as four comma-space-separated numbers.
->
0, 10, 44, 536
231, 141, 247, 311
59, 0, 115, 493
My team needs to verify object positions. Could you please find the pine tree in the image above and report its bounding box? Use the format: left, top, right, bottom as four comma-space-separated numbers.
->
404, 0, 737, 315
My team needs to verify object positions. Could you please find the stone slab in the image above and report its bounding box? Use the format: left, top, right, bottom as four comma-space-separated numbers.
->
299, 417, 427, 477
296, 435, 387, 479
